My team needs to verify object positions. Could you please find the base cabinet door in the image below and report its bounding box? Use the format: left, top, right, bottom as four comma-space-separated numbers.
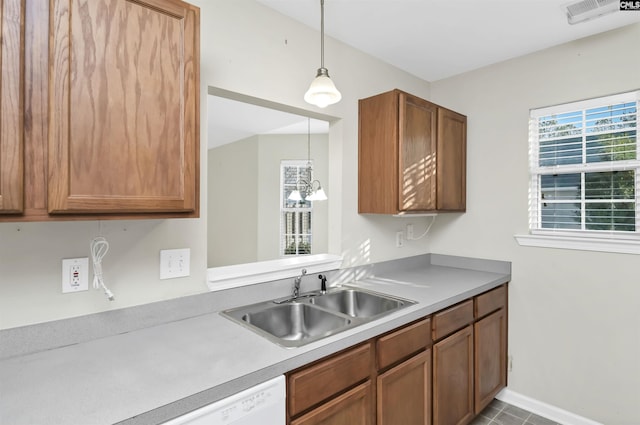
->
475, 308, 507, 413
433, 325, 474, 425
377, 349, 431, 425
291, 381, 373, 425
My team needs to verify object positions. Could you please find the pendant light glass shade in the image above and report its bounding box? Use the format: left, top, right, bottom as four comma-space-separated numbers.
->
305, 68, 341, 108
305, 0, 341, 108
306, 185, 327, 201
288, 190, 303, 201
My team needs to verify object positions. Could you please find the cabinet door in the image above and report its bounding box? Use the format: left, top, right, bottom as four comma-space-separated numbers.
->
377, 349, 431, 425
433, 325, 474, 425
399, 92, 437, 211
291, 381, 373, 425
0, 0, 24, 213
475, 308, 507, 413
436, 108, 466, 211
48, 0, 198, 214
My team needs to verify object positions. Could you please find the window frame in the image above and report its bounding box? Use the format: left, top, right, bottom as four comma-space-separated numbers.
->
280, 160, 314, 257
516, 90, 640, 254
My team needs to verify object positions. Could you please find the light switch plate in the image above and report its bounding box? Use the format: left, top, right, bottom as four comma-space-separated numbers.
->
160, 248, 190, 279
62, 257, 89, 293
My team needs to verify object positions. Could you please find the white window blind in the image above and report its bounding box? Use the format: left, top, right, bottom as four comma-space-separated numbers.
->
280, 160, 313, 256
528, 90, 640, 238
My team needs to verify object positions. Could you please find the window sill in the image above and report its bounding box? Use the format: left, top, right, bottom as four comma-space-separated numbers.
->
514, 233, 640, 255
207, 254, 344, 291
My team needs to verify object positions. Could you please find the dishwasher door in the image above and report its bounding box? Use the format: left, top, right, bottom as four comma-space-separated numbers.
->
162, 375, 285, 425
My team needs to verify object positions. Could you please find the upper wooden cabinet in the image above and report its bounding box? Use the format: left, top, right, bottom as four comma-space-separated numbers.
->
358, 89, 466, 214
48, 0, 199, 214
0, 0, 25, 214
0, 0, 199, 221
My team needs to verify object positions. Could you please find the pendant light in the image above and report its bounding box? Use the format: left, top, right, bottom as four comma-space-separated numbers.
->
287, 118, 327, 202
304, 0, 341, 108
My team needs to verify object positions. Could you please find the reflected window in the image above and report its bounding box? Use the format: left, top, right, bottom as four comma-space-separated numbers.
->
281, 160, 313, 255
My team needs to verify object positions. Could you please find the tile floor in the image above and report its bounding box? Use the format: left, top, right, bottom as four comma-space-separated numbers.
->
470, 399, 562, 425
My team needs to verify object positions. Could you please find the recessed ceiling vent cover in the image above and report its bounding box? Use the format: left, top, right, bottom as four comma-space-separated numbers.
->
565, 0, 619, 24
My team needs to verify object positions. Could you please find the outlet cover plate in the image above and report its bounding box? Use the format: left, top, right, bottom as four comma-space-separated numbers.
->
160, 248, 190, 279
62, 257, 89, 293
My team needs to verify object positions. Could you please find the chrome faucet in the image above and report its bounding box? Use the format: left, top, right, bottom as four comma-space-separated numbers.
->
292, 269, 307, 298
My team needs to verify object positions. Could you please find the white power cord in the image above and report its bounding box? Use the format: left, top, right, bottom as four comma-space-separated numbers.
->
407, 215, 437, 240
91, 236, 114, 301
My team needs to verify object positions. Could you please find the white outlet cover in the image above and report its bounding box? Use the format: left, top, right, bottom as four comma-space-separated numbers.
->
160, 248, 190, 279
62, 257, 89, 293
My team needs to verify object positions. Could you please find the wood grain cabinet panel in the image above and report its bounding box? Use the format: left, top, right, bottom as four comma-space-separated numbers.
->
291, 381, 373, 425
475, 307, 507, 413
377, 349, 431, 425
475, 284, 507, 318
0, 0, 24, 213
377, 317, 430, 370
358, 89, 466, 214
433, 325, 474, 425
288, 343, 372, 418
436, 107, 466, 211
48, 0, 199, 214
432, 299, 474, 341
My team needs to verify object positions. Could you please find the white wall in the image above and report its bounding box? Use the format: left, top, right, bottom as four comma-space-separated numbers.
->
0, 0, 431, 329
430, 23, 640, 425
208, 136, 259, 267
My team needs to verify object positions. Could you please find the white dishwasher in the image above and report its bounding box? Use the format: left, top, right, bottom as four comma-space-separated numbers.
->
162, 375, 286, 425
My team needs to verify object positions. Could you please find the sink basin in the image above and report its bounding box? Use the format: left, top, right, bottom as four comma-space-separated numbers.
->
241, 303, 351, 344
308, 288, 406, 318
221, 287, 416, 348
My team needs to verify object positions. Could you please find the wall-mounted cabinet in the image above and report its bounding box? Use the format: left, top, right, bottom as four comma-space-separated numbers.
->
0, 0, 199, 222
0, 0, 25, 214
358, 89, 466, 214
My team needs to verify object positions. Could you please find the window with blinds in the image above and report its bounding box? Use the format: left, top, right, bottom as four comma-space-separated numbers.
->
529, 90, 639, 236
280, 160, 313, 256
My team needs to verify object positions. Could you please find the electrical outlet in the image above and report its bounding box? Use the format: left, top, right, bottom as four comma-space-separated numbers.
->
406, 224, 414, 240
396, 231, 404, 248
160, 248, 190, 279
62, 258, 89, 293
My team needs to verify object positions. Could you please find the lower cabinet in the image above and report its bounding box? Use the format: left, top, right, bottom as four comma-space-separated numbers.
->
286, 284, 508, 425
433, 325, 474, 425
291, 381, 373, 425
378, 349, 431, 425
474, 303, 507, 413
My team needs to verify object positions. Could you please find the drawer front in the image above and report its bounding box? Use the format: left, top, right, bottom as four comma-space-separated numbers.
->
475, 285, 507, 318
288, 343, 372, 417
432, 299, 473, 341
377, 318, 431, 370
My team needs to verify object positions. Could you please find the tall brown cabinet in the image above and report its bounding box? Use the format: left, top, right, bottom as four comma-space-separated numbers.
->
358, 89, 466, 214
0, 0, 24, 214
0, 0, 199, 221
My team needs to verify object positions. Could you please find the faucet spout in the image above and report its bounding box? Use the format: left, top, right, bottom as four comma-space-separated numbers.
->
293, 269, 307, 298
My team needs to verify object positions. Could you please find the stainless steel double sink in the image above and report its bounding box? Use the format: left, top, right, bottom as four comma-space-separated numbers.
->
221, 287, 416, 348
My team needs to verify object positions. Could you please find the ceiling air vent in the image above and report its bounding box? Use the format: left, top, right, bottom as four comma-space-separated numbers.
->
565, 0, 619, 24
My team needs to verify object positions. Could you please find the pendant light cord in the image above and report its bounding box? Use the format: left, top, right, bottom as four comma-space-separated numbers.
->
320, 0, 325, 69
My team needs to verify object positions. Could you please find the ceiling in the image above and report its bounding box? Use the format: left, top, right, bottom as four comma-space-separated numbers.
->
208, 96, 329, 149
209, 0, 640, 149
256, 0, 640, 82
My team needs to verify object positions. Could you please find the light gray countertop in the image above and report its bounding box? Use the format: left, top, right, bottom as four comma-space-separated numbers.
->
0, 254, 510, 425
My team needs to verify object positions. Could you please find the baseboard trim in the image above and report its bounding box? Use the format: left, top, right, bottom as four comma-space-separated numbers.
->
496, 388, 604, 425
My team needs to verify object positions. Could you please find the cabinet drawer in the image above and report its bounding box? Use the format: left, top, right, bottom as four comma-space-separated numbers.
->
475, 285, 507, 318
377, 318, 431, 370
288, 343, 372, 417
432, 300, 473, 340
